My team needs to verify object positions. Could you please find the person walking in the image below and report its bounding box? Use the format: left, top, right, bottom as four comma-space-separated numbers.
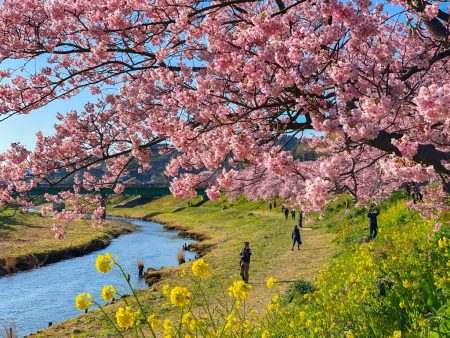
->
239, 241, 252, 283
367, 206, 380, 240
292, 225, 302, 250
298, 211, 303, 228
291, 209, 296, 220
269, 203, 272, 211
284, 207, 289, 220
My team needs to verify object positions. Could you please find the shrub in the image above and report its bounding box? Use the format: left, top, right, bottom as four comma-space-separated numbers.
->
282, 280, 317, 305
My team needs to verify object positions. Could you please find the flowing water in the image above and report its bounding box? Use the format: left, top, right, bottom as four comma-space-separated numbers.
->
0, 217, 195, 337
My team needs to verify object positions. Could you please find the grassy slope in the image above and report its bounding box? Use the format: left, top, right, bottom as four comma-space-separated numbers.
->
27, 194, 450, 337
35, 196, 335, 337
0, 209, 136, 272
267, 194, 450, 337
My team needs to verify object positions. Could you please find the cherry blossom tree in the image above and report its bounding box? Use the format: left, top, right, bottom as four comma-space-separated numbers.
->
0, 0, 448, 221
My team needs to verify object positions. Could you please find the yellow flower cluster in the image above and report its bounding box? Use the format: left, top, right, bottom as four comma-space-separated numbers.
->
266, 276, 277, 289
147, 314, 161, 331
438, 237, 448, 249
170, 286, 191, 308
228, 280, 252, 301
101, 285, 117, 301
95, 252, 114, 273
163, 319, 174, 338
75, 293, 93, 311
162, 284, 171, 296
115, 306, 140, 329
391, 330, 402, 338
191, 258, 210, 278
224, 314, 239, 332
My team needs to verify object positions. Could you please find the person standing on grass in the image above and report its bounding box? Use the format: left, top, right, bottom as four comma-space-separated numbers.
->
291, 209, 296, 220
292, 225, 302, 250
367, 205, 380, 240
240, 241, 252, 283
269, 203, 272, 211
284, 207, 289, 220
298, 211, 303, 228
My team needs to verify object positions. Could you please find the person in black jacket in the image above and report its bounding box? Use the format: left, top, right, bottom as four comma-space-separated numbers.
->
239, 241, 252, 283
367, 206, 380, 240
298, 211, 303, 228
292, 225, 302, 251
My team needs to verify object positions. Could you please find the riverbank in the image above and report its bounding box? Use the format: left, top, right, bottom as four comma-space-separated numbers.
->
0, 209, 136, 276
33, 195, 335, 337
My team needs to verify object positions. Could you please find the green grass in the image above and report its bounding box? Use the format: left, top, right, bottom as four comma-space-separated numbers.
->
34, 195, 335, 337
0, 208, 136, 272
30, 193, 449, 337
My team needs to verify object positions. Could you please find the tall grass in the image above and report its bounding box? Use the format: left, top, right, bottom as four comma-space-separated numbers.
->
1, 323, 17, 338
176, 247, 186, 265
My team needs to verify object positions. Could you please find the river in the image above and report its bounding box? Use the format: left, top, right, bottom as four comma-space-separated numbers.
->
0, 217, 196, 337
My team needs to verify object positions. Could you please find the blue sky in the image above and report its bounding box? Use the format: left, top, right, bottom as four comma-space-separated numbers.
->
0, 93, 90, 152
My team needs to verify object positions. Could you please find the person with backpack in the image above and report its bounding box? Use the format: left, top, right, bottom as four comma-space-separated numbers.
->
239, 241, 252, 283
367, 205, 380, 240
292, 225, 302, 251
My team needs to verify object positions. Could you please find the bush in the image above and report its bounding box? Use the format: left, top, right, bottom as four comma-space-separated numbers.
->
282, 280, 317, 305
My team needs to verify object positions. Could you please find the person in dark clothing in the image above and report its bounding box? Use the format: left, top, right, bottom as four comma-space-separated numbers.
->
298, 211, 303, 228
269, 203, 272, 211
292, 225, 302, 250
291, 209, 296, 219
273, 200, 277, 208
284, 207, 289, 220
367, 207, 380, 240
239, 241, 252, 283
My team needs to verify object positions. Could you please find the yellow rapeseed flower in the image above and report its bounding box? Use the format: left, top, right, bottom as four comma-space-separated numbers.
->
95, 252, 114, 273
272, 294, 280, 303
75, 293, 93, 311
225, 314, 239, 332
170, 286, 191, 308
115, 306, 138, 329
101, 285, 117, 302
261, 330, 270, 338
266, 276, 277, 289
162, 284, 171, 296
243, 320, 252, 333
303, 293, 310, 300
228, 280, 252, 301
399, 301, 406, 309
402, 280, 412, 289
346, 330, 355, 338
392, 330, 402, 338
191, 258, 210, 278
147, 314, 161, 331
305, 319, 313, 328
438, 237, 448, 249
189, 319, 197, 331
163, 319, 174, 338
182, 312, 193, 324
